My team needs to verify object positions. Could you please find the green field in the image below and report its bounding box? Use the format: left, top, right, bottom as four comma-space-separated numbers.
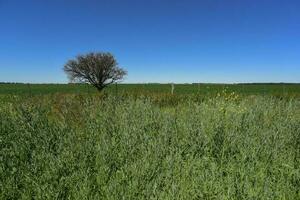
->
1, 83, 300, 199
1, 83, 300, 96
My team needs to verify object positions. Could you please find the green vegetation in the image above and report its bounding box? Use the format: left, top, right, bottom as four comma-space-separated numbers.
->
1, 83, 300, 96
1, 84, 300, 199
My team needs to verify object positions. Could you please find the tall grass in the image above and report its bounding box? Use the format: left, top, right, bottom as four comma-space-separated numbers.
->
0, 94, 300, 199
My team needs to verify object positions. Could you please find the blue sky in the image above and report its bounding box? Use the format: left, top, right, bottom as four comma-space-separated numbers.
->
0, 0, 299, 83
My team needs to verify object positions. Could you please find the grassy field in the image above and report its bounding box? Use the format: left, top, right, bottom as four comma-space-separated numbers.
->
1, 83, 300, 96
1, 84, 300, 199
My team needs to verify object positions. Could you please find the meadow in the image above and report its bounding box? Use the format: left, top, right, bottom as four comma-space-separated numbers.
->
1, 83, 300, 96
1, 83, 300, 199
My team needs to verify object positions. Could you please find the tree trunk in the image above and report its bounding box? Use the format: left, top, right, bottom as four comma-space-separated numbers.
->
95, 84, 105, 92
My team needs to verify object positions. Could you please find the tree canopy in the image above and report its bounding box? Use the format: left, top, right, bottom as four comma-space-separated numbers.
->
64, 52, 127, 91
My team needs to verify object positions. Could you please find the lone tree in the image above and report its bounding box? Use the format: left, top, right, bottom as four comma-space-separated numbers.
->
64, 52, 127, 91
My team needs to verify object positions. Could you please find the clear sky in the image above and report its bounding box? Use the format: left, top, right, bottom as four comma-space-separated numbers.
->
0, 0, 299, 83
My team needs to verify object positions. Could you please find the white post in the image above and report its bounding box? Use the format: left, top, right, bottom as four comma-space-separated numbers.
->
171, 83, 174, 94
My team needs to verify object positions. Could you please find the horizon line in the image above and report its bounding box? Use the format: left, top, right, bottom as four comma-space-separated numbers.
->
1, 82, 300, 85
